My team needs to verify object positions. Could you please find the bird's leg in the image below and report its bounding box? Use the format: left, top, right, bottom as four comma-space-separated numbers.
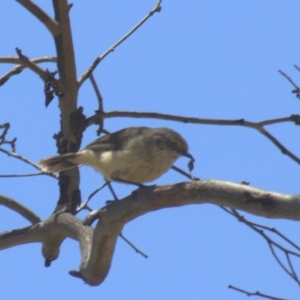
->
106, 181, 119, 201
171, 165, 200, 181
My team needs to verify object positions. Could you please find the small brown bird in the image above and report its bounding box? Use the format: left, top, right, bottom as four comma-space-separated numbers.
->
39, 127, 194, 185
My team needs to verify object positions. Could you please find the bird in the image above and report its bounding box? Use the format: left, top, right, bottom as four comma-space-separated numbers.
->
39, 126, 194, 186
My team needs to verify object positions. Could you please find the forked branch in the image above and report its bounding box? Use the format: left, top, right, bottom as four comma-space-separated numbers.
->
0, 56, 57, 86
222, 207, 300, 285
15, 48, 50, 81
1, 180, 299, 286
16, 0, 60, 37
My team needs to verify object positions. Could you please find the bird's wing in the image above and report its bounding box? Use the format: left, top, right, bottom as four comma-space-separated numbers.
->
84, 126, 150, 152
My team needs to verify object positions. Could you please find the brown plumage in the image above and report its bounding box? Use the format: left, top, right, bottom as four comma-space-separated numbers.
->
39, 127, 194, 184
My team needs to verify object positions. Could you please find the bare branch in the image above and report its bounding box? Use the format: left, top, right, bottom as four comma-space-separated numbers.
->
0, 213, 93, 267
86, 111, 300, 165
1, 181, 300, 286
0, 123, 16, 151
77, 0, 162, 87
89, 74, 104, 112
15, 48, 50, 81
279, 69, 300, 98
222, 208, 300, 285
0, 123, 10, 142
257, 127, 300, 165
119, 233, 148, 258
0, 56, 57, 86
16, 0, 60, 37
83, 206, 149, 260
0, 56, 56, 65
27, 0, 80, 213
81, 192, 149, 259
78, 180, 300, 285
0, 172, 48, 178
0, 147, 58, 179
0, 194, 41, 224
89, 74, 104, 135
76, 182, 108, 214
87, 111, 300, 128
228, 285, 287, 300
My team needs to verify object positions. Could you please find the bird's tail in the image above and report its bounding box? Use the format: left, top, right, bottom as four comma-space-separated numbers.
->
39, 153, 83, 173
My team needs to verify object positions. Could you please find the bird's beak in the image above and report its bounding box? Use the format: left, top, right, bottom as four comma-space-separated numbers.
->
181, 152, 195, 173
184, 152, 194, 160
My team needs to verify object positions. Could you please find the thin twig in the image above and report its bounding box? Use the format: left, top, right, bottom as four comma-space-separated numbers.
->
230, 209, 300, 257
82, 210, 148, 258
268, 243, 293, 279
77, 0, 162, 87
76, 182, 108, 213
0, 56, 57, 86
87, 111, 300, 128
0, 139, 16, 152
294, 65, 300, 72
89, 74, 103, 112
89, 74, 104, 135
228, 285, 288, 300
0, 172, 46, 178
119, 232, 148, 258
286, 252, 299, 282
0, 123, 10, 143
242, 222, 300, 252
221, 207, 300, 285
278, 69, 300, 98
258, 127, 300, 164
15, 48, 49, 81
16, 0, 60, 37
0, 194, 41, 224
278, 69, 300, 91
0, 148, 58, 179
0, 123, 16, 151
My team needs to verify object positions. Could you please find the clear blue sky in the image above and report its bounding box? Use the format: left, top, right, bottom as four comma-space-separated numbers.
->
1, 1, 300, 299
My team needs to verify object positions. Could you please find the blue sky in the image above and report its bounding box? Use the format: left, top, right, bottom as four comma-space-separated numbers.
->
1, 1, 300, 299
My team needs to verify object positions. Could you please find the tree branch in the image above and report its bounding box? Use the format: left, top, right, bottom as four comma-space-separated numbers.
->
51, 0, 80, 214
228, 285, 287, 300
1, 180, 300, 285
0, 172, 48, 178
0, 123, 16, 151
16, 0, 60, 37
81, 180, 300, 285
0, 56, 57, 86
89, 74, 104, 135
15, 48, 50, 81
61, 181, 300, 285
87, 111, 300, 128
0, 147, 58, 179
221, 207, 300, 285
0, 194, 41, 224
77, 0, 162, 87
278, 69, 300, 99
0, 213, 92, 267
119, 233, 148, 258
